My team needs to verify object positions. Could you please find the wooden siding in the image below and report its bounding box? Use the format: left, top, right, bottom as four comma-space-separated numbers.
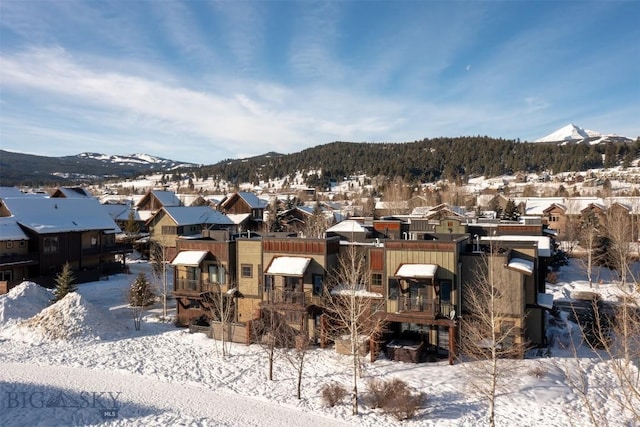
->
262, 239, 327, 255
236, 239, 263, 298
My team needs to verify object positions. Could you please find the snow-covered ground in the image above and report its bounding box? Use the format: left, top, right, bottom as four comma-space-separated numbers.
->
1, 258, 638, 426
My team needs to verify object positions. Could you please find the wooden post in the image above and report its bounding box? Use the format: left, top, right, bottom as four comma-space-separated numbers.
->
448, 324, 457, 365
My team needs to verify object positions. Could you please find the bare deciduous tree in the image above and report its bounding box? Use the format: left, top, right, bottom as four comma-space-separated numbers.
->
460, 253, 527, 427
560, 295, 640, 426
578, 210, 601, 288
205, 285, 239, 358
252, 306, 295, 381
323, 243, 386, 415
283, 332, 311, 400
150, 241, 169, 320
603, 207, 635, 290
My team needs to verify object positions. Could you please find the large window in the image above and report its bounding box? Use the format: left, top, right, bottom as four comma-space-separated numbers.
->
43, 236, 58, 254
209, 264, 226, 284
0, 270, 12, 282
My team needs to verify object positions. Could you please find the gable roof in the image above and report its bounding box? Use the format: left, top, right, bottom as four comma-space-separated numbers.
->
221, 192, 265, 210
51, 187, 94, 198
136, 190, 181, 209
3, 198, 121, 234
158, 206, 233, 226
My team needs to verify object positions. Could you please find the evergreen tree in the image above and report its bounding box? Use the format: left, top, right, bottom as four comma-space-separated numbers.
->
129, 272, 155, 307
129, 272, 155, 330
502, 199, 520, 221
52, 262, 76, 303
124, 210, 140, 240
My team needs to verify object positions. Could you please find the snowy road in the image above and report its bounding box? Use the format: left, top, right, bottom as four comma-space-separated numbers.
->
0, 362, 350, 426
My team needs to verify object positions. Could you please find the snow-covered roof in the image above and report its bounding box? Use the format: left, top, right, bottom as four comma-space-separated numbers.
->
394, 264, 438, 279
0, 187, 25, 199
0, 217, 28, 241
54, 187, 94, 198
225, 213, 252, 225
161, 207, 233, 226
237, 192, 265, 209
3, 198, 121, 234
481, 235, 552, 257
326, 220, 369, 233
537, 293, 554, 309
101, 204, 131, 220
266, 256, 311, 277
171, 250, 208, 266
152, 190, 182, 207
507, 258, 534, 275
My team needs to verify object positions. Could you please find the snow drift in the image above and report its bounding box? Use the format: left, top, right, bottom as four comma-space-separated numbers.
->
18, 292, 127, 342
0, 281, 52, 327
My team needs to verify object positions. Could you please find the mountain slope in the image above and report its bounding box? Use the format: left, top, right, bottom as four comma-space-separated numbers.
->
0, 150, 195, 186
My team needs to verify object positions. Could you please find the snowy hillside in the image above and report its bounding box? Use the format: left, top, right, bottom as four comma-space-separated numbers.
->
77, 152, 196, 170
0, 259, 638, 426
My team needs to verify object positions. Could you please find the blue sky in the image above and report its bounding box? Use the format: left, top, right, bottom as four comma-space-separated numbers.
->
1, 1, 639, 165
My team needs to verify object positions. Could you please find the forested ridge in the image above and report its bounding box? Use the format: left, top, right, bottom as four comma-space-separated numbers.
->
196, 137, 640, 187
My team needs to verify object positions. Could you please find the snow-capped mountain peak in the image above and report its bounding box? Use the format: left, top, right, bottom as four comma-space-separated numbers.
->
535, 124, 599, 143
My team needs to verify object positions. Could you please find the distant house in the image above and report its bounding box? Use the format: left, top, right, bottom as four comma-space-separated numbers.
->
278, 205, 336, 235
136, 190, 182, 212
50, 187, 94, 199
0, 217, 34, 293
0, 196, 131, 287
146, 206, 234, 258
218, 192, 266, 232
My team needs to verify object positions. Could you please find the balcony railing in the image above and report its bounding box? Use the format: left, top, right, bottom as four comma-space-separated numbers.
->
82, 242, 133, 256
174, 279, 228, 294
387, 297, 452, 318
0, 253, 38, 266
262, 289, 323, 307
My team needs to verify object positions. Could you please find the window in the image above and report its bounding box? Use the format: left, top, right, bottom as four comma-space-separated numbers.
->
241, 264, 252, 278
264, 275, 273, 292
209, 264, 226, 284
6, 241, 13, 249
43, 236, 58, 253
19, 241, 26, 248
162, 226, 177, 234
90, 236, 98, 247
313, 274, 323, 296
371, 273, 383, 287
0, 270, 12, 282
550, 215, 559, 222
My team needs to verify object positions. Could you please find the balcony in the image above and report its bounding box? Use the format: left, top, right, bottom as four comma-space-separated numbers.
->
262, 289, 323, 308
174, 279, 228, 294
386, 297, 453, 320
0, 253, 38, 267
82, 242, 133, 256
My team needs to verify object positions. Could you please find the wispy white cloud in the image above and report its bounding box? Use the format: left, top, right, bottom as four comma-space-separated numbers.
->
1, 1, 637, 163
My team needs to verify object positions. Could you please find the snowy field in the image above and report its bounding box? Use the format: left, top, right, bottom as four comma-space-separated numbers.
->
1, 259, 638, 426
